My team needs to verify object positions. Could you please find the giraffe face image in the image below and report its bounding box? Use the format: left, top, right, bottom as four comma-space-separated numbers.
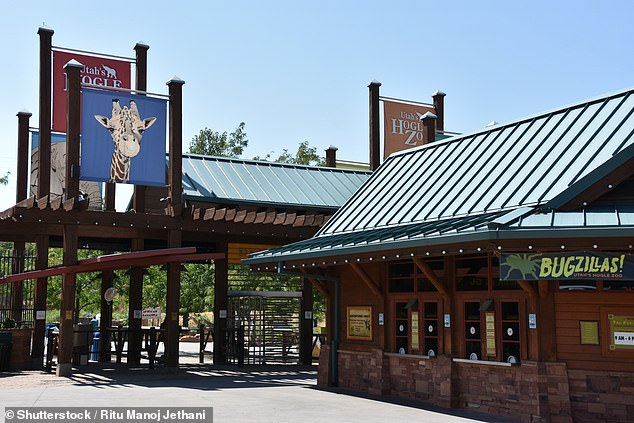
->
94, 99, 157, 183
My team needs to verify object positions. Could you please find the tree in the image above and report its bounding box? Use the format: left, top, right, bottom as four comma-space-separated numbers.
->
253, 141, 325, 166
188, 122, 248, 157
0, 172, 9, 185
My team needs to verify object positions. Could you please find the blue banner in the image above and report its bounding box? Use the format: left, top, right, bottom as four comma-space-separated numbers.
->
80, 88, 167, 186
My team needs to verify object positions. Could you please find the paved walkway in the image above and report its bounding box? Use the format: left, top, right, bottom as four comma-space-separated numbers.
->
0, 363, 520, 423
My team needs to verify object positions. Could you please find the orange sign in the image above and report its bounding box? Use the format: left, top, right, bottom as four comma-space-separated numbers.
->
383, 99, 435, 158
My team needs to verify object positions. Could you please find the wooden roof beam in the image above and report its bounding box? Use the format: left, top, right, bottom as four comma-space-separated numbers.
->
413, 257, 450, 299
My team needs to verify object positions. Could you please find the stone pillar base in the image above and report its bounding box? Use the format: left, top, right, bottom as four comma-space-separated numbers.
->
56, 362, 72, 377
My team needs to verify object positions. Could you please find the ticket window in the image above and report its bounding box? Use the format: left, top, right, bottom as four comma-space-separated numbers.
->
501, 301, 520, 363
395, 301, 409, 354
464, 301, 482, 360
423, 302, 439, 357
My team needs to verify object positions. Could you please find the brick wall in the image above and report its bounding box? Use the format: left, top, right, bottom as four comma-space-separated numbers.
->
568, 369, 634, 422
386, 354, 452, 408
6, 328, 32, 370
337, 349, 386, 395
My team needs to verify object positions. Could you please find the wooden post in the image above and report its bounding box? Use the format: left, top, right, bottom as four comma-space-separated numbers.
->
213, 241, 228, 365
64, 60, 82, 203
368, 81, 381, 171
37, 26, 53, 200
31, 235, 49, 367
165, 230, 182, 367
16, 111, 31, 203
537, 280, 557, 362
167, 78, 184, 217
57, 224, 78, 377
127, 239, 144, 365
300, 278, 313, 365
325, 145, 338, 168
444, 255, 456, 356
432, 90, 446, 133
132, 42, 149, 213
99, 269, 113, 362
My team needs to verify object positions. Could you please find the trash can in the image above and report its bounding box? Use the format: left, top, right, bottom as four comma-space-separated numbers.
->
0, 332, 12, 371
73, 324, 92, 365
90, 332, 100, 361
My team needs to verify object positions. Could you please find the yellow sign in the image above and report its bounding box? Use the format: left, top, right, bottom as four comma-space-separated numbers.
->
411, 311, 419, 351
609, 314, 634, 350
228, 243, 280, 265
485, 312, 496, 356
580, 321, 599, 345
347, 306, 372, 340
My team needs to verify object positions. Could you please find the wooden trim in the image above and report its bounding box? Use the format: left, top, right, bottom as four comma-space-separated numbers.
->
413, 257, 450, 298
350, 262, 383, 300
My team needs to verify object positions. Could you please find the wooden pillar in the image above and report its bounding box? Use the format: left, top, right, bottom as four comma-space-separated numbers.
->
132, 42, 149, 213
165, 230, 182, 367
127, 239, 144, 365
37, 26, 53, 200
31, 235, 49, 366
432, 90, 446, 133
300, 278, 313, 365
444, 255, 456, 356
57, 224, 78, 377
167, 78, 184, 217
17, 110, 31, 203
325, 145, 337, 168
537, 280, 557, 362
64, 60, 82, 203
99, 269, 113, 362
10, 245, 25, 324
368, 80, 381, 171
213, 241, 228, 364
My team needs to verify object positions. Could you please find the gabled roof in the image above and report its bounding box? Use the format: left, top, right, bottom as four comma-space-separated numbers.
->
180, 154, 371, 212
246, 87, 634, 264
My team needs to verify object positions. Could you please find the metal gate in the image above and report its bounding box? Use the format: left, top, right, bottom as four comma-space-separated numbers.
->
0, 249, 37, 326
226, 291, 302, 365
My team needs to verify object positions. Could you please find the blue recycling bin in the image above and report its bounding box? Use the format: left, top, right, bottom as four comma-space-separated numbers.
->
90, 332, 100, 361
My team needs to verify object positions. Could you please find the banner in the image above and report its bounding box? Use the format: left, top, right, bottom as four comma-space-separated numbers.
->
53, 50, 131, 133
499, 252, 634, 281
80, 88, 167, 186
30, 131, 102, 209
383, 99, 435, 158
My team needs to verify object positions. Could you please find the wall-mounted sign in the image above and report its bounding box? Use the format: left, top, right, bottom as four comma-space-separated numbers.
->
53, 50, 131, 133
229, 243, 280, 265
608, 314, 634, 350
485, 311, 496, 356
81, 88, 166, 186
444, 313, 451, 328
411, 311, 419, 351
383, 99, 435, 158
142, 307, 161, 319
580, 321, 599, 345
500, 252, 634, 281
347, 306, 372, 341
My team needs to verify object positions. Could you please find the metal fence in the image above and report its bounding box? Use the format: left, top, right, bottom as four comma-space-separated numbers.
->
0, 249, 37, 326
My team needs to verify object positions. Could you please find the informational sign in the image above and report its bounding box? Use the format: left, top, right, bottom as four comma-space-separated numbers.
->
81, 88, 167, 186
347, 306, 372, 340
383, 99, 436, 159
528, 313, 537, 329
229, 243, 280, 265
500, 252, 634, 281
142, 307, 161, 319
608, 314, 634, 350
444, 313, 451, 328
411, 311, 419, 351
53, 50, 131, 133
30, 131, 102, 209
580, 321, 599, 345
485, 311, 496, 356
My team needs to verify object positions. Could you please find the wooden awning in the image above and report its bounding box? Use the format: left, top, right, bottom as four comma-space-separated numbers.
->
0, 247, 225, 284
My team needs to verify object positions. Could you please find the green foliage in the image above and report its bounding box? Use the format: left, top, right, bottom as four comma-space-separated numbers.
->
253, 141, 325, 166
188, 122, 248, 157
0, 172, 9, 185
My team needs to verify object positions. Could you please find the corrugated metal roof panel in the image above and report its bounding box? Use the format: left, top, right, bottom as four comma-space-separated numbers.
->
181, 154, 371, 210
317, 87, 634, 236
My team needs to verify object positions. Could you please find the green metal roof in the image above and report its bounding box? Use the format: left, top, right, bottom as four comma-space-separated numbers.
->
180, 154, 371, 212
245, 87, 634, 264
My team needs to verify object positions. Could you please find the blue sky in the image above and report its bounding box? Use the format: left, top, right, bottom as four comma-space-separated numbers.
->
1, 1, 633, 210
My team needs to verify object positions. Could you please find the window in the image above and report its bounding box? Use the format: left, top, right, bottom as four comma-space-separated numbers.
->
389, 260, 444, 293
456, 256, 489, 291
464, 301, 481, 359
395, 301, 409, 354
501, 301, 520, 363
423, 302, 439, 357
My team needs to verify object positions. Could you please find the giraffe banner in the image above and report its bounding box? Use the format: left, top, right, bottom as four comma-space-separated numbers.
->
53, 50, 132, 133
80, 88, 167, 186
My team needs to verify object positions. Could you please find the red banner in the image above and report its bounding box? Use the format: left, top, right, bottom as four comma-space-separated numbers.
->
52, 50, 131, 133
383, 99, 435, 158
